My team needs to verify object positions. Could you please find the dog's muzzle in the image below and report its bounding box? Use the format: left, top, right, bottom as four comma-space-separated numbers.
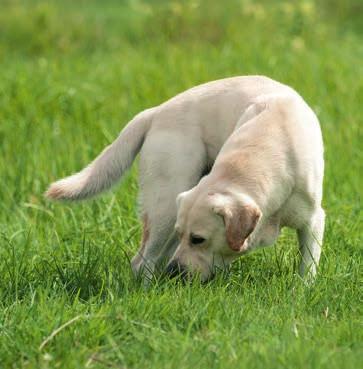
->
165, 260, 188, 280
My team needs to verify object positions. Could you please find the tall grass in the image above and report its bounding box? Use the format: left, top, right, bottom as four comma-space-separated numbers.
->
0, 1, 362, 368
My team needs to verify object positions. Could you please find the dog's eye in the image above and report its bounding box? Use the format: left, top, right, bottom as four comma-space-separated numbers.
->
190, 234, 206, 245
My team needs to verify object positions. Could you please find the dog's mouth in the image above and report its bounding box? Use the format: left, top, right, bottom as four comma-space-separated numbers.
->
164, 260, 188, 280
164, 260, 216, 284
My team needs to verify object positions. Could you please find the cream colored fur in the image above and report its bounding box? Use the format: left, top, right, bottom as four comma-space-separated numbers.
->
46, 76, 324, 281
171, 94, 324, 282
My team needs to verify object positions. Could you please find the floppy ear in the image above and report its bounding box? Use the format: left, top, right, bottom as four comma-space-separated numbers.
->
213, 199, 261, 252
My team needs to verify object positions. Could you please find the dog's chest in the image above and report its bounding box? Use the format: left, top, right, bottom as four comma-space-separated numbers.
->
250, 216, 281, 249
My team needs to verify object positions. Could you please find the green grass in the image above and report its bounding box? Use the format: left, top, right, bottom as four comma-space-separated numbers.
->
0, 0, 362, 368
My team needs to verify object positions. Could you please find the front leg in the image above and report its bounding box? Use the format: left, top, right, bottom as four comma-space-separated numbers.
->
131, 132, 207, 282
297, 207, 325, 281
131, 211, 178, 282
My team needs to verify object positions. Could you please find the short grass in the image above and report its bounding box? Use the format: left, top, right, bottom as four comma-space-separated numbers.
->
0, 1, 362, 368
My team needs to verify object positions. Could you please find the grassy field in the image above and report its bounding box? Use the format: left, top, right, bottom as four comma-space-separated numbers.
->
0, 0, 362, 368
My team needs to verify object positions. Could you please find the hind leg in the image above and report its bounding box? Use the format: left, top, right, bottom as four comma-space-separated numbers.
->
131, 132, 206, 280
297, 207, 325, 281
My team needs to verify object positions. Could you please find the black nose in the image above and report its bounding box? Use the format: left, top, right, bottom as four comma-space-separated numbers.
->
165, 260, 187, 279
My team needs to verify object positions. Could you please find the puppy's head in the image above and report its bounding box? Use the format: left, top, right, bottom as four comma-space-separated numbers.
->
167, 188, 261, 282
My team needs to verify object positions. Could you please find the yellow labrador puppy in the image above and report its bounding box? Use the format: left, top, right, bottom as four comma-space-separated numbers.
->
46, 76, 324, 281
167, 93, 324, 282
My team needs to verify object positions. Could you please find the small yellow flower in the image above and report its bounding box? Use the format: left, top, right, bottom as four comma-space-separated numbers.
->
132, 1, 153, 15
243, 3, 266, 20
300, 1, 316, 18
170, 2, 183, 16
291, 37, 305, 51
281, 2, 295, 17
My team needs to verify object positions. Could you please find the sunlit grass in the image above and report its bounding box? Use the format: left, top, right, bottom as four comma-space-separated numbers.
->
0, 1, 362, 368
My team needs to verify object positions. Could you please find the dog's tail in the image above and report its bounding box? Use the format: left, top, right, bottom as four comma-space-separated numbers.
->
45, 108, 156, 201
